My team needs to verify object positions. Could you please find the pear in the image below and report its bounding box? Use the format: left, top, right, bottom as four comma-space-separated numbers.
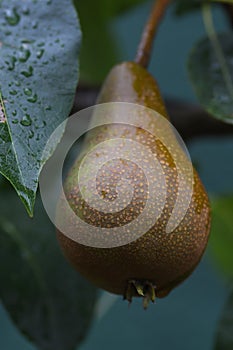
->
56, 62, 211, 307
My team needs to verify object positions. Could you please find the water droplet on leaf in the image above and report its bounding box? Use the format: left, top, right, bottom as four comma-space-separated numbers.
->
21, 66, 33, 77
20, 114, 32, 126
36, 49, 44, 59
9, 90, 17, 95
18, 48, 31, 63
6, 57, 16, 71
24, 88, 32, 96
27, 94, 37, 103
22, 6, 30, 15
32, 21, 38, 29
5, 8, 20, 26
21, 39, 34, 44
29, 130, 34, 139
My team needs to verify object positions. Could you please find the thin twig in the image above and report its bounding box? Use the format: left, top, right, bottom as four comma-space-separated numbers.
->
135, 0, 171, 68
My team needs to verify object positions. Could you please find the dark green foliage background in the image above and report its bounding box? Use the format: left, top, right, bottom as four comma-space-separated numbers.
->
0, 1, 233, 350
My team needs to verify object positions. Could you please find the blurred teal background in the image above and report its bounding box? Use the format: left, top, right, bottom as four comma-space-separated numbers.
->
1, 2, 232, 350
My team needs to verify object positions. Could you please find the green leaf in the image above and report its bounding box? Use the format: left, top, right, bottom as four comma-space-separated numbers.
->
215, 286, 233, 350
187, 32, 233, 124
74, 0, 118, 85
0, 0, 81, 215
0, 182, 97, 350
73, 0, 148, 84
209, 196, 233, 278
93, 0, 150, 18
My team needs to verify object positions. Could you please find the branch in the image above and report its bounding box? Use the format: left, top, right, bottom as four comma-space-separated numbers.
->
71, 86, 233, 141
135, 0, 171, 68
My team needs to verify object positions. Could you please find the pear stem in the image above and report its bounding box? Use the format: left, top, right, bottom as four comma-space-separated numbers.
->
135, 0, 171, 68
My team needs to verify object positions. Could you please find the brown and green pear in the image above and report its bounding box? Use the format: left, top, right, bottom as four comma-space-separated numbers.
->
56, 61, 211, 307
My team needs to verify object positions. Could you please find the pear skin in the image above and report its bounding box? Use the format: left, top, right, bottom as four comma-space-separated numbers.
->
57, 62, 211, 305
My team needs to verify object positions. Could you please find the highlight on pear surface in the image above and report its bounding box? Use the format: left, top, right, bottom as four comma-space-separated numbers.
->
40, 102, 194, 248
54, 62, 210, 307
40, 64, 210, 306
